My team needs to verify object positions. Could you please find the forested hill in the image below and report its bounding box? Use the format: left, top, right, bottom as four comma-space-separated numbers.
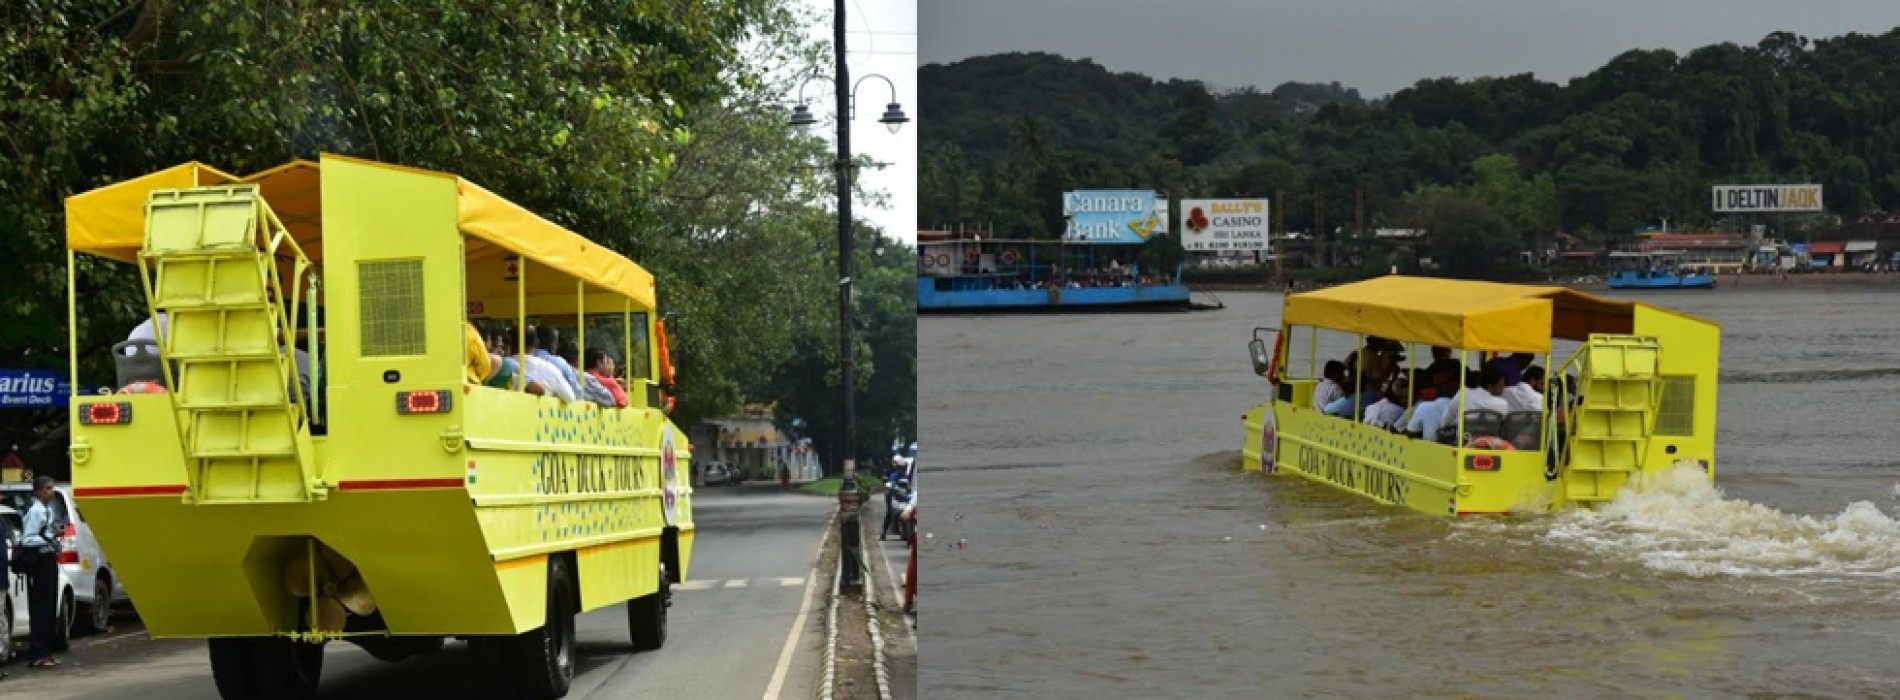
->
919, 30, 1900, 245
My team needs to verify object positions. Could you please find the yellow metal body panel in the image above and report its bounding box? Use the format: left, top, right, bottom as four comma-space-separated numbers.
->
1633, 306, 1720, 478
1244, 401, 1556, 516
67, 155, 694, 640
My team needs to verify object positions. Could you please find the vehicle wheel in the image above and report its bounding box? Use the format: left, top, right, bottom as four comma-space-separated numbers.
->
209, 636, 325, 700
52, 589, 73, 651
474, 555, 577, 700
0, 595, 13, 665
628, 563, 669, 651
81, 572, 113, 634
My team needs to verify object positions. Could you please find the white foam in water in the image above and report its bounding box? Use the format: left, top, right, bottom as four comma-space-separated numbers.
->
1541, 465, 1900, 578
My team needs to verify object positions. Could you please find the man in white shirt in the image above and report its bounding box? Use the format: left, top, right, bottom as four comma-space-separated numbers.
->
1311, 360, 1346, 411
1406, 377, 1457, 439
1503, 367, 1544, 412
519, 330, 576, 402
1361, 378, 1408, 431
1441, 366, 1511, 433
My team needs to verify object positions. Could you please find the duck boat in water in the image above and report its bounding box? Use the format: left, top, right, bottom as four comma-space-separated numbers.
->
1241, 276, 1720, 516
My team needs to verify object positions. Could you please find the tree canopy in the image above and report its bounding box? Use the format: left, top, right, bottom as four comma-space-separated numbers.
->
922, 30, 1900, 250
1, 0, 914, 472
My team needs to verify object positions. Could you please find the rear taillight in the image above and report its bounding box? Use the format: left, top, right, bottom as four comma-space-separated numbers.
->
80, 401, 133, 425
395, 390, 452, 415
1465, 454, 1500, 472
58, 523, 78, 564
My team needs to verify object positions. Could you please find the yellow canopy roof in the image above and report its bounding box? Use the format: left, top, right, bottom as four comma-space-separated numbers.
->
64, 155, 655, 310
1281, 275, 1699, 353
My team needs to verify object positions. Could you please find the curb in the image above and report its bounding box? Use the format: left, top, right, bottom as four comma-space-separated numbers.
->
821, 538, 841, 700
862, 553, 891, 700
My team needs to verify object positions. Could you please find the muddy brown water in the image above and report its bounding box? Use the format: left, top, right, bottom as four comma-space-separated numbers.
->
919, 289, 1900, 699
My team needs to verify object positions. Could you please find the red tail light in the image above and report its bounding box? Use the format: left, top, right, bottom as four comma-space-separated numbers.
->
395, 390, 452, 414
58, 523, 79, 564
1465, 454, 1500, 472
81, 401, 133, 425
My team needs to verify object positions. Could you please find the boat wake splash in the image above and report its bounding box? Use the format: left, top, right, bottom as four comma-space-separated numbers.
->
1540, 465, 1900, 579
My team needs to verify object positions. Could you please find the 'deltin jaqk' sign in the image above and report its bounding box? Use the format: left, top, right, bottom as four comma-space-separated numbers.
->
0, 369, 72, 408
1062, 190, 1167, 244
1711, 184, 1823, 213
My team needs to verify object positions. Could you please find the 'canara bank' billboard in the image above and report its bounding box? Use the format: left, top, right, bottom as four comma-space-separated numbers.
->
1063, 190, 1168, 244
1712, 184, 1823, 213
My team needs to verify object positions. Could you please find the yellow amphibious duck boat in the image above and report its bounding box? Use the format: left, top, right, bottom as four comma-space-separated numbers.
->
63, 154, 689, 699
1242, 276, 1719, 516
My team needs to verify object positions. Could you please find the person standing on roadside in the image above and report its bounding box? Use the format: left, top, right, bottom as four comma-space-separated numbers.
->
21, 476, 61, 669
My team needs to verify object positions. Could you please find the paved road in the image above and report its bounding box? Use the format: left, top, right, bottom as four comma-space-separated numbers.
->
23, 484, 834, 700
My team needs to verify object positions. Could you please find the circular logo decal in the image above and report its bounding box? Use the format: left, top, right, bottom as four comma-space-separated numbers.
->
661, 425, 679, 525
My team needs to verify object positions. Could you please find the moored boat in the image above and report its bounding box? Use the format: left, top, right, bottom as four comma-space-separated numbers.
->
1607, 250, 1716, 289
916, 231, 1190, 311
1241, 276, 1720, 516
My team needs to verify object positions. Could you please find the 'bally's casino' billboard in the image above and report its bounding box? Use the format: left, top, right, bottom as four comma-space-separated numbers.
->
1180, 199, 1269, 252
1712, 184, 1823, 213
1063, 190, 1168, 244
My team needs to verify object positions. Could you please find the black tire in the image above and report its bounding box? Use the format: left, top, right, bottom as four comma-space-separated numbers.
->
628, 563, 669, 651
473, 555, 577, 700
81, 572, 113, 635
208, 636, 325, 700
0, 595, 13, 665
52, 589, 73, 652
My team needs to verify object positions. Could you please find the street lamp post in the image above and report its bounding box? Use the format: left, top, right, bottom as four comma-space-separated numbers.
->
790, 0, 908, 596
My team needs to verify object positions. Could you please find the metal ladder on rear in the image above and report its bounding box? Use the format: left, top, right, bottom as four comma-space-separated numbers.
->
140, 185, 325, 504
1557, 335, 1663, 503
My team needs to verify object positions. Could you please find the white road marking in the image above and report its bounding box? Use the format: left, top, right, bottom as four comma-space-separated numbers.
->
723, 579, 749, 589
677, 579, 715, 591
762, 512, 833, 700
779, 577, 805, 587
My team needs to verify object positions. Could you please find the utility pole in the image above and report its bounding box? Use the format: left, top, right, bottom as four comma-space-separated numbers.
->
1315, 196, 1326, 268
831, 0, 862, 595
1274, 188, 1285, 284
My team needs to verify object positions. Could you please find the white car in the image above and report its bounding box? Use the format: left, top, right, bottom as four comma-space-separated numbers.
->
2, 504, 78, 663
0, 482, 120, 635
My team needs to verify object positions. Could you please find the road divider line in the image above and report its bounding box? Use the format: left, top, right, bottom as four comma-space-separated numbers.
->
723, 579, 749, 588
763, 511, 834, 700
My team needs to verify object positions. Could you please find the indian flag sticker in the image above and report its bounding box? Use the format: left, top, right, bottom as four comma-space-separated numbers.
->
467, 460, 478, 484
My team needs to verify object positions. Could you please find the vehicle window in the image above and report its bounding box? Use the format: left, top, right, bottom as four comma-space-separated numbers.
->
54, 493, 72, 525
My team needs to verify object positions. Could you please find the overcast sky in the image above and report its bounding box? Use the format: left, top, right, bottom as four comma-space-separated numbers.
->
795, 0, 916, 245
919, 0, 1900, 97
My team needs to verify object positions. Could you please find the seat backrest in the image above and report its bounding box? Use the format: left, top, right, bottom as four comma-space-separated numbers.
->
111, 340, 166, 388
1501, 411, 1543, 448
1460, 409, 1506, 439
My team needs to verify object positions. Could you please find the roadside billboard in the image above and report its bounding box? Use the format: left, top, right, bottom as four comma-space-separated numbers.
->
1712, 184, 1823, 213
0, 369, 72, 408
1180, 199, 1269, 252
1063, 190, 1167, 244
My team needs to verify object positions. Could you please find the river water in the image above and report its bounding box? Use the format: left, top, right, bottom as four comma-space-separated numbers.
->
918, 288, 1900, 699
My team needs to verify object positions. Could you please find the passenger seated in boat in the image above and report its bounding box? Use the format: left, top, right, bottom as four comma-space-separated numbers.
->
1425, 346, 1461, 384
1404, 373, 1458, 439
1440, 365, 1510, 434
1311, 360, 1347, 411
1503, 364, 1544, 412
1361, 376, 1408, 431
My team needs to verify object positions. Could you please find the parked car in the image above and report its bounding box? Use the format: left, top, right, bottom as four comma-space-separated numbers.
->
703, 463, 735, 486
1, 482, 123, 635
2, 504, 78, 661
